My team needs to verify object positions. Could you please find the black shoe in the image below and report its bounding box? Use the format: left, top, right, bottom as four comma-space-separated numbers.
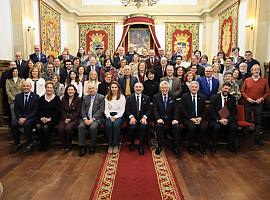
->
21, 145, 33, 154
155, 146, 162, 155
227, 144, 236, 153
10, 144, 22, 154
138, 146, 144, 156
188, 146, 194, 154
199, 146, 207, 155
129, 144, 135, 152
173, 146, 181, 155
89, 146, 96, 155
79, 147, 86, 157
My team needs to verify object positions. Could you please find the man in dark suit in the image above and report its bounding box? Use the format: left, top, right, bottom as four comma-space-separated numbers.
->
125, 82, 150, 155
187, 55, 205, 76
85, 56, 100, 77
15, 51, 28, 79
78, 83, 105, 156
208, 82, 238, 153
113, 46, 128, 68
197, 66, 219, 101
29, 45, 47, 64
231, 47, 244, 68
179, 81, 208, 154
58, 47, 74, 61
160, 65, 182, 99
118, 65, 138, 97
145, 49, 160, 69
153, 81, 180, 155
10, 80, 39, 153
154, 57, 167, 81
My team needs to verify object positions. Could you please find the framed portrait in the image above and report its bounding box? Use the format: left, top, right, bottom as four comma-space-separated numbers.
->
128, 28, 150, 55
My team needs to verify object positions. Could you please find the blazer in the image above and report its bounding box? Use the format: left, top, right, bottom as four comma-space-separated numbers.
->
197, 76, 219, 100
145, 57, 160, 69
59, 68, 68, 84
153, 92, 175, 121
175, 93, 206, 123
85, 64, 101, 77
16, 60, 28, 79
14, 91, 39, 120
208, 93, 237, 126
118, 75, 138, 96
113, 55, 128, 69
125, 93, 151, 119
60, 96, 81, 123
29, 53, 47, 64
154, 65, 167, 81
26, 78, 46, 97
160, 76, 182, 99
81, 93, 105, 124
5, 78, 24, 103
98, 81, 110, 96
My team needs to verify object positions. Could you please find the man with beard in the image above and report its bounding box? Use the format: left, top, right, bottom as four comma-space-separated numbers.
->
208, 82, 238, 153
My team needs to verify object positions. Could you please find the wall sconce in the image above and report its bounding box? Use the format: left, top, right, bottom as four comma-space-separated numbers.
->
245, 19, 254, 30
27, 26, 35, 32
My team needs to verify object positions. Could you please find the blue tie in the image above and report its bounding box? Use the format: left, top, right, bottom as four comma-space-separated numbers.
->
164, 96, 167, 111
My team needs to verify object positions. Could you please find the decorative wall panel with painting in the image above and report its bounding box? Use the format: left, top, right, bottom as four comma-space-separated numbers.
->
39, 0, 61, 57
79, 23, 114, 53
166, 23, 199, 60
219, 2, 239, 57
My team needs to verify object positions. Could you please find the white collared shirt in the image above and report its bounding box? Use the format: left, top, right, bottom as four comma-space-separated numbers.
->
135, 94, 141, 111
191, 93, 198, 116
221, 94, 227, 107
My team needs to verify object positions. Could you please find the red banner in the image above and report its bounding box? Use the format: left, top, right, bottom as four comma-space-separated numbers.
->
220, 16, 233, 57
172, 30, 193, 59
85, 30, 109, 53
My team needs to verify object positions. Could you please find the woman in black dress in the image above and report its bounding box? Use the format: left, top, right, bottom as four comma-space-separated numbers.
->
36, 81, 61, 151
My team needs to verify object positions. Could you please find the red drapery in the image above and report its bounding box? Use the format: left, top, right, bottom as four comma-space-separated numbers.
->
116, 16, 161, 52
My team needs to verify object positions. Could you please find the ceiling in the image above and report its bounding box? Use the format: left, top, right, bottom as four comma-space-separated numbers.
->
54, 0, 224, 16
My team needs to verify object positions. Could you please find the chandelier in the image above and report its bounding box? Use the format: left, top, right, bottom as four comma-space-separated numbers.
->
121, 0, 159, 9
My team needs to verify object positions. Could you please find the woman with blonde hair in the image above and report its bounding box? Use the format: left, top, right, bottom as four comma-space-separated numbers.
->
51, 74, 65, 99
26, 66, 46, 97
34, 62, 44, 73
83, 70, 101, 95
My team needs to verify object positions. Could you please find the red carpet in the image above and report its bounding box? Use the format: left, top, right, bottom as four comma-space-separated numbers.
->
90, 144, 184, 200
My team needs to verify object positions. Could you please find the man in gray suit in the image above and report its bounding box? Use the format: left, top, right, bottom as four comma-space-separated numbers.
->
78, 83, 105, 157
160, 65, 182, 99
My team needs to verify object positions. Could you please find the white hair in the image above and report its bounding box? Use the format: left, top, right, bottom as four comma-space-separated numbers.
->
189, 81, 200, 89
159, 80, 170, 88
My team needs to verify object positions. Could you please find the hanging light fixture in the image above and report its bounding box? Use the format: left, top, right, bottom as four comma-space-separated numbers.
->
121, 0, 159, 9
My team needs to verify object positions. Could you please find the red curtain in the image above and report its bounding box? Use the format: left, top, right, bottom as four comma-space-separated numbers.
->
116, 16, 161, 52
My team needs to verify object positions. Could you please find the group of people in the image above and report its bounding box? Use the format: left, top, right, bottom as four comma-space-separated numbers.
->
1, 44, 269, 157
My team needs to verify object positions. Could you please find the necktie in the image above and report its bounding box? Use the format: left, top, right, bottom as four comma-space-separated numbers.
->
34, 80, 37, 94
17, 60, 21, 68
164, 96, 167, 111
55, 68, 59, 75
88, 96, 94, 119
24, 94, 28, 108
207, 78, 212, 92
91, 66, 94, 71
151, 58, 154, 64
136, 95, 140, 113
224, 97, 228, 107
125, 77, 131, 96
192, 95, 196, 117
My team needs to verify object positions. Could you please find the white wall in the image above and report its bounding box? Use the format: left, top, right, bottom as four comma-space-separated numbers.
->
238, 0, 248, 55
211, 18, 219, 57
115, 23, 123, 50
155, 24, 166, 49
0, 0, 14, 60
33, 0, 40, 46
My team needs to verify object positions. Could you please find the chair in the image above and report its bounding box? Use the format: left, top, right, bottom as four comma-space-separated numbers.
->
236, 104, 254, 128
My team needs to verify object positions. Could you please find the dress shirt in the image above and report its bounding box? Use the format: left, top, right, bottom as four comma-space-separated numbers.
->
87, 95, 96, 119
207, 77, 212, 92
104, 94, 126, 118
221, 94, 227, 108
191, 93, 198, 117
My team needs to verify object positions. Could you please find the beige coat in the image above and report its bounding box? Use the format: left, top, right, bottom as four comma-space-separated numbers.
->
5, 77, 24, 103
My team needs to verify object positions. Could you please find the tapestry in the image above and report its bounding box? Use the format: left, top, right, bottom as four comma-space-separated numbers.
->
219, 1, 239, 57
39, 0, 61, 57
79, 23, 114, 53
166, 23, 199, 60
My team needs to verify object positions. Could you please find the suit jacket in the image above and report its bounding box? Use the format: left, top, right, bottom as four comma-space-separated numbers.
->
85, 64, 101, 77
81, 94, 104, 124
175, 93, 206, 123
197, 76, 219, 100
118, 75, 138, 96
231, 56, 244, 68
59, 68, 68, 84
125, 93, 150, 120
113, 55, 128, 69
208, 93, 237, 126
153, 92, 175, 121
14, 92, 39, 120
145, 57, 160, 69
29, 53, 47, 64
5, 78, 24, 103
16, 60, 28, 79
60, 96, 81, 123
160, 76, 182, 99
